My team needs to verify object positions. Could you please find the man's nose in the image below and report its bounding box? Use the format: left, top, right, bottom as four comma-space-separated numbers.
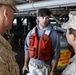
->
43, 18, 47, 22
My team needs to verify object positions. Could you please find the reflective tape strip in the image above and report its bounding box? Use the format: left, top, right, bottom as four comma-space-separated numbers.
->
45, 30, 50, 35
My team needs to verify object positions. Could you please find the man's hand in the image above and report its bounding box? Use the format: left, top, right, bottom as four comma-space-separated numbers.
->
22, 65, 28, 74
22, 55, 29, 74
50, 71, 55, 75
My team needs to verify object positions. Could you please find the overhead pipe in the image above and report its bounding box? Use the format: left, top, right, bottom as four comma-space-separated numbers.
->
51, 14, 61, 24
16, 0, 76, 12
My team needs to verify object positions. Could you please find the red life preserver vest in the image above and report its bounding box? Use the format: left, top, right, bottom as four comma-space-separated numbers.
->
28, 27, 52, 60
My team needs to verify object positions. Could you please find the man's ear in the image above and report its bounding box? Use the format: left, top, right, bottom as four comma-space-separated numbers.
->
37, 17, 39, 20
4, 8, 7, 18
71, 34, 75, 41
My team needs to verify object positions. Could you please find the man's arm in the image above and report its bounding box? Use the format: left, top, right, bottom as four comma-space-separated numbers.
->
50, 61, 58, 75
51, 60, 58, 72
22, 42, 30, 74
22, 54, 29, 74
50, 30, 60, 75
24, 54, 29, 68
22, 32, 31, 74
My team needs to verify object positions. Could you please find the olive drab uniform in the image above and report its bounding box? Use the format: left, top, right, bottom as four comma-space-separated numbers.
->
0, 35, 19, 75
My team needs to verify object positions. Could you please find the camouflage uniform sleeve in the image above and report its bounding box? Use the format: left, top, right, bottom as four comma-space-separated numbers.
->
0, 60, 10, 75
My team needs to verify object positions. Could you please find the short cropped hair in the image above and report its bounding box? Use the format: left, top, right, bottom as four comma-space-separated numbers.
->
69, 28, 76, 37
37, 8, 51, 17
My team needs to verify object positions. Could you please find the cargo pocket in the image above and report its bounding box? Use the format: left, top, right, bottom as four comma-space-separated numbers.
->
28, 47, 35, 57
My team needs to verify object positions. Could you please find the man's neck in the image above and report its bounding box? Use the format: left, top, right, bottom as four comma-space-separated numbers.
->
38, 24, 47, 30
0, 25, 5, 35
